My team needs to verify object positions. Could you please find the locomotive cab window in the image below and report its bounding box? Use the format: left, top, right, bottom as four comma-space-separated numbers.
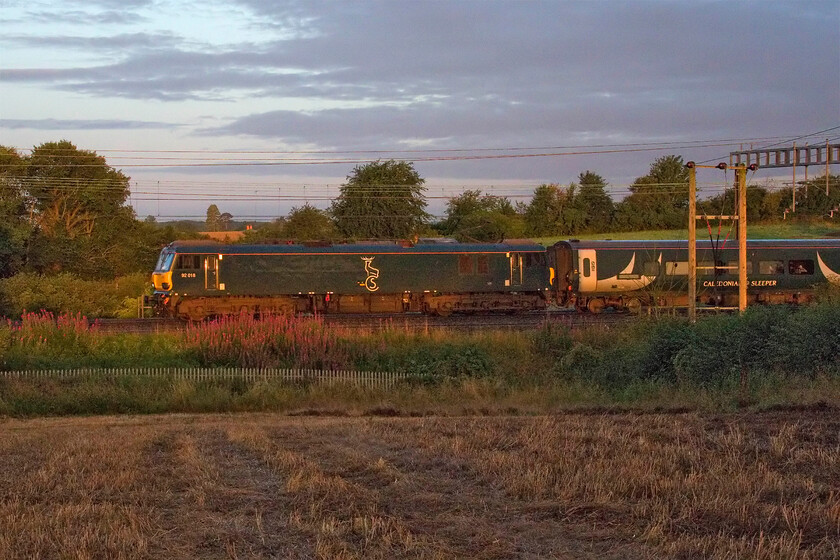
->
155, 252, 175, 272
788, 260, 814, 275
176, 254, 201, 269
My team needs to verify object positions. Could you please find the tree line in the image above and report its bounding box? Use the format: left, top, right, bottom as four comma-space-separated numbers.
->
2, 141, 839, 286
243, 157, 840, 243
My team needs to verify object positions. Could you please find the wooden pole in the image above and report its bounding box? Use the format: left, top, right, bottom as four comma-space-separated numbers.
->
688, 165, 697, 322
738, 167, 748, 314
792, 142, 796, 212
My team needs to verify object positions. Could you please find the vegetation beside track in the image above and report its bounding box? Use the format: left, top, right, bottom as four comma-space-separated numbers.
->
1, 304, 838, 417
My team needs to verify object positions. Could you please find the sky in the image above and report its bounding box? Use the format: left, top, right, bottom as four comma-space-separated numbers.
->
1, 0, 839, 221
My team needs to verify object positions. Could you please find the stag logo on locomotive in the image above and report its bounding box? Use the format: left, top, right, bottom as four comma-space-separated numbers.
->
358, 257, 380, 292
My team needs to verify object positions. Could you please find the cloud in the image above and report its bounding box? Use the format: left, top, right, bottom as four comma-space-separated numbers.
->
1, 32, 180, 51
0, 118, 176, 130
4, 1, 838, 107
26, 9, 146, 26
1, 0, 837, 183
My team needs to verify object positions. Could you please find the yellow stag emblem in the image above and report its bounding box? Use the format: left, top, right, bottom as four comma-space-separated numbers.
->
359, 257, 380, 292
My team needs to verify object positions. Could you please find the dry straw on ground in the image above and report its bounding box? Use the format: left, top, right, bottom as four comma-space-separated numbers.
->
0, 409, 837, 559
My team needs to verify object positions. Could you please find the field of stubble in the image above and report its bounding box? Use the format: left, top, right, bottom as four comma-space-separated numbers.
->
1, 409, 838, 559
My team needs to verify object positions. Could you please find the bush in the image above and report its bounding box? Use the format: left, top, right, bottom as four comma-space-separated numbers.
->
533, 323, 573, 358
0, 272, 149, 318
2, 311, 95, 370
556, 305, 840, 387
182, 313, 350, 369
557, 343, 603, 381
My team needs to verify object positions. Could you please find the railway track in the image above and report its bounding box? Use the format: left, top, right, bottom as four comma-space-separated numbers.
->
88, 311, 632, 334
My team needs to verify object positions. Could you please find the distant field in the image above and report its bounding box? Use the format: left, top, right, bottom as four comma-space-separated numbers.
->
1, 410, 837, 559
535, 221, 840, 245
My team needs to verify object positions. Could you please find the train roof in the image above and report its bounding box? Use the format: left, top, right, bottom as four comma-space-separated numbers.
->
164, 239, 546, 254
554, 239, 840, 250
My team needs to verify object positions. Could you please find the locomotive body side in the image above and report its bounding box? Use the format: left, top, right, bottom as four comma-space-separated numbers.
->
152, 240, 549, 320
556, 239, 840, 312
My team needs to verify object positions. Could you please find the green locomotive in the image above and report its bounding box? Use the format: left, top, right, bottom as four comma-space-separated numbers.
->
151, 240, 549, 320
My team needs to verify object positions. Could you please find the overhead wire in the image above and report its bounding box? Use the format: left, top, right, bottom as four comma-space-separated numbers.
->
10, 134, 803, 156
5, 130, 833, 219
4, 137, 826, 168
696, 125, 840, 165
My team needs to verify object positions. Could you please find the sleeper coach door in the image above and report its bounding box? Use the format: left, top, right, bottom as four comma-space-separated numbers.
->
205, 255, 220, 290
578, 249, 597, 292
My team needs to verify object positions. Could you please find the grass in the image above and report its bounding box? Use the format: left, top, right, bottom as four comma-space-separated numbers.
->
534, 220, 840, 244
1, 410, 837, 559
1, 372, 839, 418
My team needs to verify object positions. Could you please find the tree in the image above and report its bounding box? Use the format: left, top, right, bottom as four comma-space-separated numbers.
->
793, 174, 840, 218
0, 146, 32, 277
524, 184, 563, 236
282, 204, 336, 240
331, 160, 428, 239
523, 183, 584, 236
574, 171, 614, 232
24, 140, 140, 277
206, 204, 221, 231
615, 155, 689, 230
26, 140, 130, 239
219, 212, 233, 231
699, 183, 775, 223
442, 190, 525, 242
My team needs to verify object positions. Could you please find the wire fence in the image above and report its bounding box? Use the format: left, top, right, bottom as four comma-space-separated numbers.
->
0, 367, 407, 389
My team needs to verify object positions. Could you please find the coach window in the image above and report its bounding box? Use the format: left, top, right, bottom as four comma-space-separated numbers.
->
759, 260, 785, 275
788, 259, 814, 275
477, 255, 490, 274
583, 258, 591, 277
725, 261, 752, 274
176, 255, 201, 269
459, 254, 474, 275
643, 261, 659, 276
664, 261, 688, 276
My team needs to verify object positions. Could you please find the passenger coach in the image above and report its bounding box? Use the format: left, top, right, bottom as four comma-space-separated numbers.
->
548, 239, 840, 312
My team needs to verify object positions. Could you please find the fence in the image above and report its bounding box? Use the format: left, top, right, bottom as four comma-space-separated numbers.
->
0, 368, 407, 389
